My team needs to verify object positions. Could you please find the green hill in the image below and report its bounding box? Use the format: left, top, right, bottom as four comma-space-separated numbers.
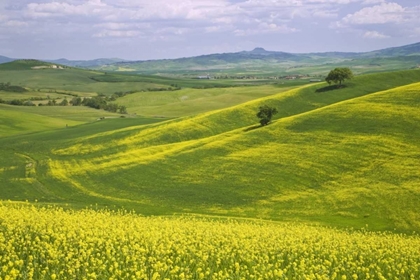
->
0, 69, 419, 232
92, 42, 420, 75
0, 59, 62, 70
0, 104, 83, 137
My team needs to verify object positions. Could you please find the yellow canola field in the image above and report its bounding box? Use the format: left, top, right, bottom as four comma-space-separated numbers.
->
0, 203, 419, 280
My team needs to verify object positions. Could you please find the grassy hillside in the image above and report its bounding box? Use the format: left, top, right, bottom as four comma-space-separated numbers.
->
0, 104, 140, 137
0, 59, 310, 136
115, 85, 298, 118
0, 104, 83, 137
0, 61, 172, 95
1, 69, 419, 232
0, 59, 303, 134
0, 60, 291, 96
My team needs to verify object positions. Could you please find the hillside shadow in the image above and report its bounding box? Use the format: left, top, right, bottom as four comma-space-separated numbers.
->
243, 125, 262, 132
315, 84, 348, 93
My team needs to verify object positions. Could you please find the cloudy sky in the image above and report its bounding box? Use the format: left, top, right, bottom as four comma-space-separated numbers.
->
0, 0, 419, 60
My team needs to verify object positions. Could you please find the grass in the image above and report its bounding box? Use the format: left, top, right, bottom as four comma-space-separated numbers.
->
0, 103, 167, 137
0, 60, 306, 132
0, 104, 83, 137
0, 60, 298, 97
1, 69, 419, 232
0, 90, 72, 101
116, 85, 298, 117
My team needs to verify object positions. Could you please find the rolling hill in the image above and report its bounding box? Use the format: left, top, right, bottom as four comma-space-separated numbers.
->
0, 69, 419, 232
90, 42, 420, 75
2, 42, 420, 76
0, 55, 14, 64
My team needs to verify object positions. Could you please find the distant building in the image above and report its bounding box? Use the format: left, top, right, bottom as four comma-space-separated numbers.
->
197, 74, 211, 79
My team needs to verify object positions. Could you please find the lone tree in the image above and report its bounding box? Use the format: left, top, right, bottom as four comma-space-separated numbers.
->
257, 105, 278, 126
325, 67, 353, 87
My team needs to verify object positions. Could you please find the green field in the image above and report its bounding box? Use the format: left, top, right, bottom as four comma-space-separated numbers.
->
116, 85, 298, 117
0, 60, 306, 134
1, 62, 420, 280
0, 60, 299, 97
1, 68, 419, 233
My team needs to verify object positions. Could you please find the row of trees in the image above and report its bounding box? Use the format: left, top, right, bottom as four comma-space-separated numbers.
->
1, 96, 127, 114
70, 96, 127, 114
0, 99, 36, 106
0, 82, 27, 93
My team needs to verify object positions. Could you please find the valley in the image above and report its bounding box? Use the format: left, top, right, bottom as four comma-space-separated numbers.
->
1, 46, 420, 279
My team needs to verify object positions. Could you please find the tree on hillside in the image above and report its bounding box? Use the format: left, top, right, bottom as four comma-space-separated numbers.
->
118, 105, 127, 114
70, 97, 82, 106
325, 67, 353, 87
257, 105, 278, 126
59, 98, 68, 106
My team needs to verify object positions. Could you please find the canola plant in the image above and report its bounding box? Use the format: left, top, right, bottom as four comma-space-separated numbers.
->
0, 202, 419, 279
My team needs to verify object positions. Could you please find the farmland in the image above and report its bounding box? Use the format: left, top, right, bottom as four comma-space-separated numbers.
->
1, 61, 420, 279
1, 67, 419, 230
1, 203, 419, 280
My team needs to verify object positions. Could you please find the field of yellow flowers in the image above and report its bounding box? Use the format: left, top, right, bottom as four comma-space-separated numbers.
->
1, 202, 419, 280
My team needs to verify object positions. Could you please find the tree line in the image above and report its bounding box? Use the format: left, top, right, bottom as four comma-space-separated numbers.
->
0, 82, 27, 93
0, 95, 127, 114
69, 96, 127, 114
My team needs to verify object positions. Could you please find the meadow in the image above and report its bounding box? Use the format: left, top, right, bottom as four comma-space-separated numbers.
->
1, 69, 419, 232
1, 203, 419, 280
1, 63, 420, 279
0, 60, 304, 136
115, 85, 297, 118
0, 60, 293, 96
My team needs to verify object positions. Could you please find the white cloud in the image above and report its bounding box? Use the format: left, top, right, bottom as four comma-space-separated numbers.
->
342, 2, 405, 25
1, 0, 419, 59
362, 0, 385, 4
312, 9, 339, 18
25, 0, 108, 18
363, 30, 390, 38
5, 20, 29, 27
93, 30, 140, 38
234, 22, 299, 36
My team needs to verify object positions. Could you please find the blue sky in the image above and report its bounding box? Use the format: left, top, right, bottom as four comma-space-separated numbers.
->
0, 0, 419, 60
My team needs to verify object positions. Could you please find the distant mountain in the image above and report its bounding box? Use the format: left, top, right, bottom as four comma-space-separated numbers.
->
2, 42, 419, 75
0, 55, 15, 64
0, 59, 66, 70
100, 43, 420, 75
0, 55, 126, 67
46, 58, 128, 68
90, 47, 354, 74
99, 47, 312, 73
362, 42, 420, 57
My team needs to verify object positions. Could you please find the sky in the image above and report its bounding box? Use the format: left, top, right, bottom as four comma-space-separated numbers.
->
0, 0, 419, 60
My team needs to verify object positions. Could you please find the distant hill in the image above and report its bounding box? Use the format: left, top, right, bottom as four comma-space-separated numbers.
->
1, 69, 419, 231
362, 42, 420, 57
91, 42, 420, 75
0, 55, 14, 64
46, 58, 128, 68
0, 56, 126, 68
0, 59, 66, 70
2, 42, 420, 75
